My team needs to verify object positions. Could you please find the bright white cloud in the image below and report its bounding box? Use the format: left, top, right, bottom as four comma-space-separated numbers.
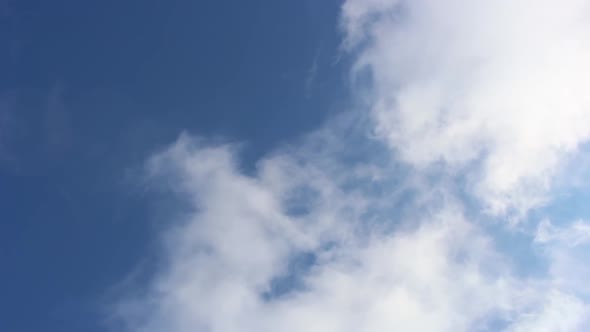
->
342, 0, 590, 215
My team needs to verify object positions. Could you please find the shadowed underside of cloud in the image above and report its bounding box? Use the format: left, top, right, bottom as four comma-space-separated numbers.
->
111, 1, 590, 331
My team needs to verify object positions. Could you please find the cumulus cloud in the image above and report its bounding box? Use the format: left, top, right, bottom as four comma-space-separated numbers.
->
111, 1, 590, 331
342, 0, 590, 215
111, 132, 589, 331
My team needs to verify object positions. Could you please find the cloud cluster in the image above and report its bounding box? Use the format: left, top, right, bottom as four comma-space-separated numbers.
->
112, 131, 588, 331
111, 1, 590, 331
342, 0, 590, 215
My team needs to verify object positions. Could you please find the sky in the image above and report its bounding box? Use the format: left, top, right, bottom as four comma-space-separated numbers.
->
2, 0, 590, 331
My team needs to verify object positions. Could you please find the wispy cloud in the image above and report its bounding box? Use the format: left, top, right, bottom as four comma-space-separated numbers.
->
304, 52, 320, 99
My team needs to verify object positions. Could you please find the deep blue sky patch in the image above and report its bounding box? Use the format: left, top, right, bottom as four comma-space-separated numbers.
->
0, 1, 345, 331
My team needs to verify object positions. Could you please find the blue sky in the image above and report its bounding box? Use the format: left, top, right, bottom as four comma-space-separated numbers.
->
1, 1, 343, 330
3, 1, 590, 331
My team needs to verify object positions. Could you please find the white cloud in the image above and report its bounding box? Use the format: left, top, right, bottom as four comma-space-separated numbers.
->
112, 133, 589, 332
342, 0, 590, 215
111, 1, 590, 331
534, 219, 590, 299
536, 219, 590, 246
507, 291, 590, 332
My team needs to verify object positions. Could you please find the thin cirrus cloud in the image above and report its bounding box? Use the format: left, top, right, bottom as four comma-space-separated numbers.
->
111, 1, 590, 331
